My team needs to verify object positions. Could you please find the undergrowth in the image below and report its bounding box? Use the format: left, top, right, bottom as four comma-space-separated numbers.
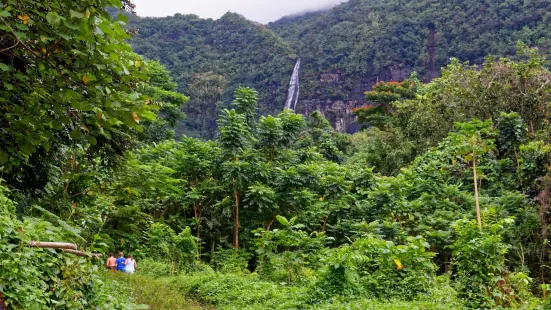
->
106, 272, 209, 310
135, 272, 464, 310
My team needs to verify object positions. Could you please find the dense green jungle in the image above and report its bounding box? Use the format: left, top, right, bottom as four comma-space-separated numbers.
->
1, 0, 551, 309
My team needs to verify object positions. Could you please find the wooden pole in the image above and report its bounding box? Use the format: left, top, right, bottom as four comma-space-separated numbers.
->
473, 155, 482, 229
29, 241, 78, 250
29, 241, 102, 258
63, 249, 102, 258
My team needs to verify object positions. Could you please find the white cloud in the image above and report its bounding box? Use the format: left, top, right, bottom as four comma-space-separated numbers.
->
131, 0, 346, 23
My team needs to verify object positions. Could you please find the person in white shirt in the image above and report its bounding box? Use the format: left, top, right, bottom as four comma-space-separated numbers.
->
124, 254, 137, 274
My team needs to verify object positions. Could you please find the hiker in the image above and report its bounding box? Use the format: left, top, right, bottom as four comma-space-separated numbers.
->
116, 252, 126, 272
124, 254, 137, 274
106, 253, 117, 272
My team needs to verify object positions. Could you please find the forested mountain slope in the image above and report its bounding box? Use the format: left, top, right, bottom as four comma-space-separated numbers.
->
271, 0, 551, 79
129, 13, 296, 138
128, 0, 551, 137
269, 0, 551, 131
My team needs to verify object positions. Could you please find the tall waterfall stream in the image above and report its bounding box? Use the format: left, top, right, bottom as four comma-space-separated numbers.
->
284, 59, 301, 112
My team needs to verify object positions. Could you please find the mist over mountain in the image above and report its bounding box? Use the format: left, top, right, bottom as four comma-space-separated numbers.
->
273, 3, 341, 23
131, 0, 348, 24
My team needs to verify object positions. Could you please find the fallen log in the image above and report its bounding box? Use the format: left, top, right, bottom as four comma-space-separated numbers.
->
63, 249, 102, 258
29, 241, 78, 250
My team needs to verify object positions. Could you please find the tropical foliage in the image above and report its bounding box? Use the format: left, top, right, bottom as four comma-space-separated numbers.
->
2, 0, 551, 309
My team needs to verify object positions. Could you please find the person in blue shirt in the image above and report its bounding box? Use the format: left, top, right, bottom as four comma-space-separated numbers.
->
116, 252, 126, 272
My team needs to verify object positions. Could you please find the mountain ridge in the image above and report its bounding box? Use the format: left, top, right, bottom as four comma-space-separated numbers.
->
127, 0, 551, 138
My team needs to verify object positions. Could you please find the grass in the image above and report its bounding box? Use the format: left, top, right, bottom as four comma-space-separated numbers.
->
106, 272, 210, 310
106, 270, 464, 310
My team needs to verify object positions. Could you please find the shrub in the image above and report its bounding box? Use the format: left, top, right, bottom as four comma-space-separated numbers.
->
106, 273, 205, 310
158, 272, 461, 310
311, 235, 437, 300
138, 258, 173, 277
315, 276, 462, 309
254, 216, 326, 284
210, 248, 252, 274
146, 223, 198, 274
451, 214, 539, 308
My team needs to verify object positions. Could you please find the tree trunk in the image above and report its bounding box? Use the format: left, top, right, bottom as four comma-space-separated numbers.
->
28, 241, 102, 257
321, 215, 328, 232
265, 218, 275, 231
211, 239, 215, 257
473, 154, 482, 229
233, 177, 240, 249
194, 205, 201, 239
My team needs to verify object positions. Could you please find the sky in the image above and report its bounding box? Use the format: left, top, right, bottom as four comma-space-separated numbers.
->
131, 0, 346, 24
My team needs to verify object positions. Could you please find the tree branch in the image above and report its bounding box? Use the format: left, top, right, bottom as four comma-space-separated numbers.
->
0, 40, 18, 54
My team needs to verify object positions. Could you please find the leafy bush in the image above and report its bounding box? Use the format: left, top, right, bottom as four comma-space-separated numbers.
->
451, 214, 539, 308
311, 236, 436, 300
210, 248, 252, 274
519, 141, 551, 196
146, 223, 198, 274
107, 273, 205, 310
137, 258, 173, 277
254, 216, 326, 284
138, 257, 214, 278
315, 276, 462, 309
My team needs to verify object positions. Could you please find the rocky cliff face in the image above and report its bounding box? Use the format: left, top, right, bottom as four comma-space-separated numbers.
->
296, 66, 413, 133
298, 98, 362, 133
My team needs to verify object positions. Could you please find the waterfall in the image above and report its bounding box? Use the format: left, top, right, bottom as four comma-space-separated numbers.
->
284, 59, 300, 112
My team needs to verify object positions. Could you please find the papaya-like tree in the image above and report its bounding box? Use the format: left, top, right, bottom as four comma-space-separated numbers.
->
257, 116, 284, 161
218, 90, 256, 248
447, 120, 496, 229
231, 87, 258, 130
174, 137, 221, 240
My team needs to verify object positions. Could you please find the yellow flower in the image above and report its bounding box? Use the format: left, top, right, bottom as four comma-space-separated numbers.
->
131, 112, 140, 123
394, 258, 403, 270
18, 15, 30, 25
